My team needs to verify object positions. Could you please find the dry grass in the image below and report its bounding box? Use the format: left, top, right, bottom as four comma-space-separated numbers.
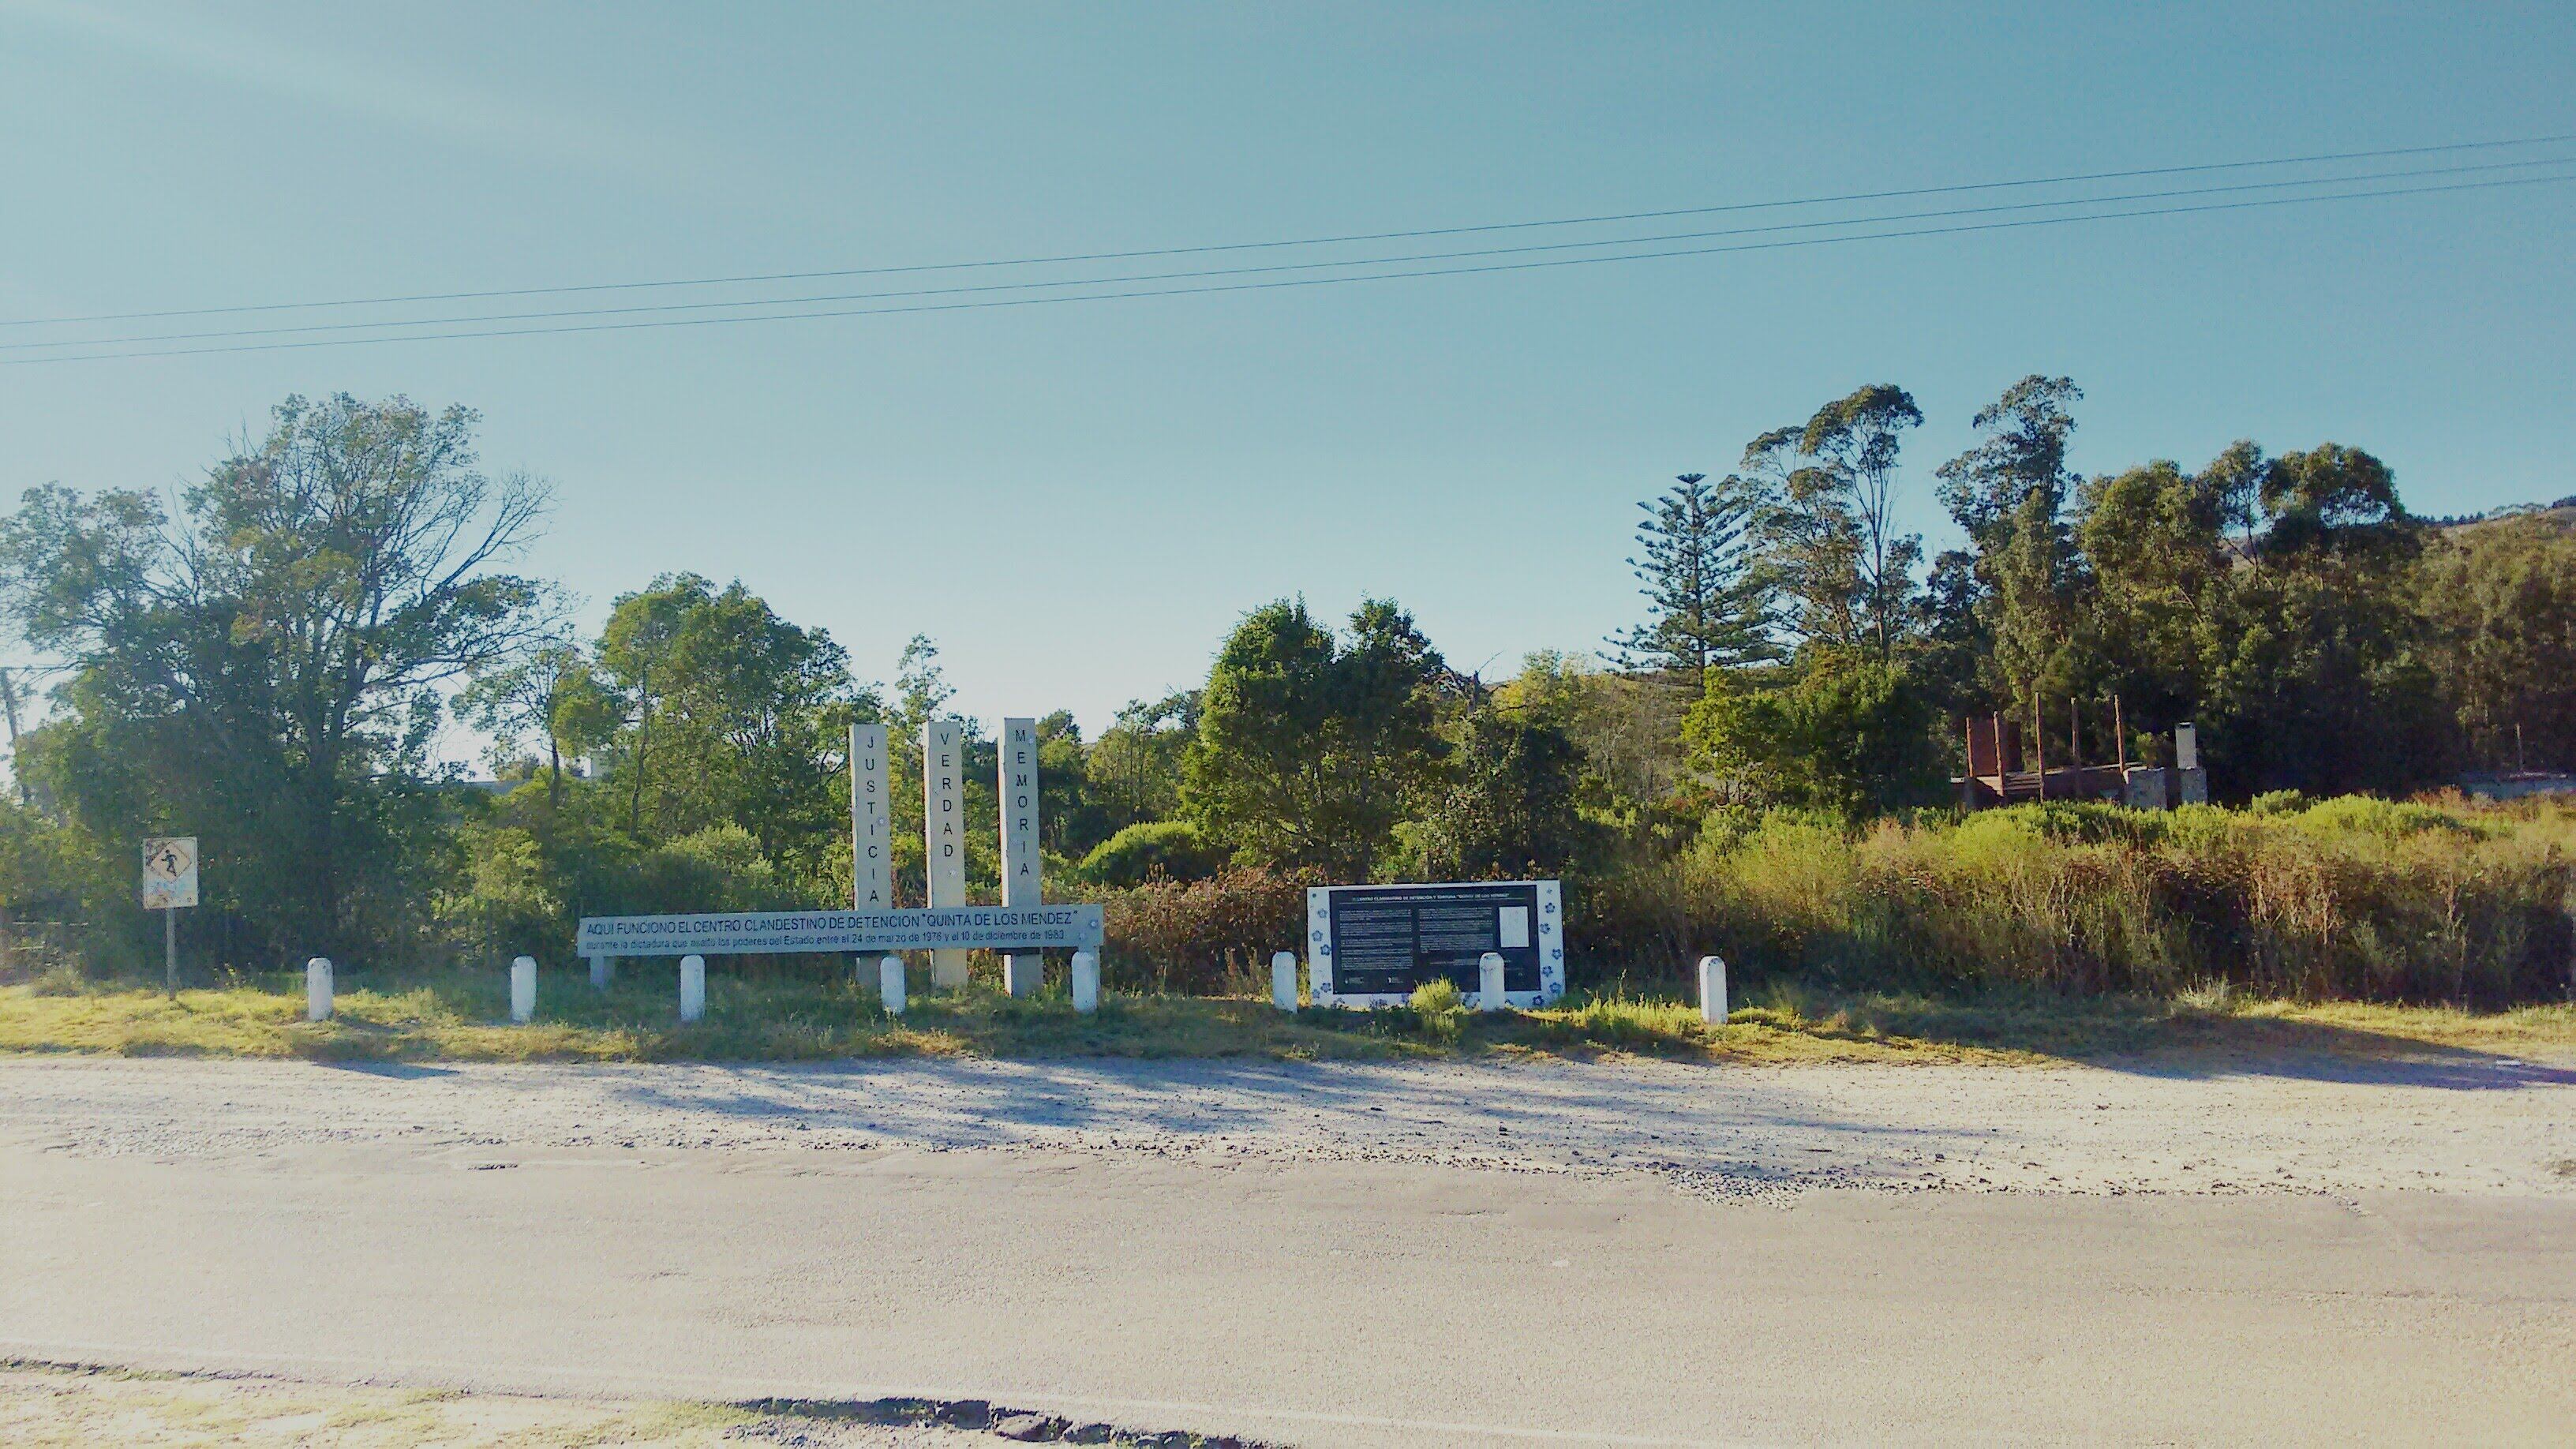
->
0, 1358, 1270, 1447
0, 1361, 754, 1447
6, 965, 2570, 1069
1574, 796, 2576, 1006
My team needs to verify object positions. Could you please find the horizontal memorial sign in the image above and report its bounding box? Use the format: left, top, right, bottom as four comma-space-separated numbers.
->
577, 904, 1104, 958
1307, 880, 1566, 1009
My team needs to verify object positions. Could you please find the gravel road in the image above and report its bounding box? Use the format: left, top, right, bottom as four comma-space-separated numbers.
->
5, 1050, 2574, 1447
6, 1050, 2574, 1199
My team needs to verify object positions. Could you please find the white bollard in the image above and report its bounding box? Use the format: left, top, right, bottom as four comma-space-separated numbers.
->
1698, 955, 1728, 1025
590, 954, 612, 989
305, 957, 332, 1021
510, 956, 537, 1024
1271, 951, 1298, 1012
679, 954, 706, 1023
1004, 954, 1042, 998
1478, 951, 1507, 1012
1070, 950, 1099, 1013
878, 955, 906, 1017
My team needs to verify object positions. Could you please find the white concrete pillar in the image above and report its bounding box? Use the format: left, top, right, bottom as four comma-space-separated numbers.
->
1698, 955, 1728, 1025
850, 722, 891, 908
1000, 715, 1043, 998
680, 954, 706, 1023
510, 956, 537, 1023
305, 957, 331, 1021
878, 955, 906, 1017
1478, 952, 1507, 1012
923, 718, 970, 988
589, 954, 612, 989
1271, 951, 1298, 1012
1070, 950, 1099, 1013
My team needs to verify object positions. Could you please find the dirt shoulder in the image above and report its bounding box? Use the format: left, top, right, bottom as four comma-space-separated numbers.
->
6, 1048, 2570, 1200
0, 1361, 1202, 1447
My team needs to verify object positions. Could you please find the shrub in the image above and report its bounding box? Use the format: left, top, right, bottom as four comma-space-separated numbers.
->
1080, 820, 1226, 888
1100, 865, 1307, 994
1406, 977, 1466, 1041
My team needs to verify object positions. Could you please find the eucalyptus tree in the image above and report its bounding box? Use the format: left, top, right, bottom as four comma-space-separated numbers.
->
1934, 375, 2087, 709
1795, 384, 1925, 665
1743, 384, 1926, 666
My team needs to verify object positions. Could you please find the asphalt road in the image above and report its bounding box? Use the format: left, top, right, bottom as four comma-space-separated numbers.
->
3, 1058, 2571, 1446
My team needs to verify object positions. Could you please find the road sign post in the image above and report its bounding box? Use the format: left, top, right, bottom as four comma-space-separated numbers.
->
140, 836, 199, 993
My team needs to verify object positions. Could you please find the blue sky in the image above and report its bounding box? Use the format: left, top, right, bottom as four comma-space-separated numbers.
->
2, 2, 2570, 747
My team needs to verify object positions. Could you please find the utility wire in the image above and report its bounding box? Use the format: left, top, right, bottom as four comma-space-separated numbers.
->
14, 169, 2568, 366
4, 130, 2571, 330
8, 153, 2567, 354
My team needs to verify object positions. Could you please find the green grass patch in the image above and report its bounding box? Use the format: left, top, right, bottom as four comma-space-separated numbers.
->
5, 964, 2570, 1066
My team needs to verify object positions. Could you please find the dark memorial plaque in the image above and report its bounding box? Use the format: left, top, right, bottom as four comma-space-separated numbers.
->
1306, 880, 1566, 1006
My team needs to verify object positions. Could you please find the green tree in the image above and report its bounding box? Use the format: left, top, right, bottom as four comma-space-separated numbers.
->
1501, 650, 1690, 816
2200, 445, 2447, 796
2417, 508, 2576, 770
1608, 472, 1777, 688
1184, 598, 1447, 878
595, 581, 689, 836
1408, 708, 1599, 880
2075, 443, 2260, 738
1747, 385, 1926, 665
0, 394, 549, 956
1683, 660, 1943, 818
1743, 425, 1864, 655
457, 635, 588, 810
1087, 691, 1198, 833
2077, 440, 2447, 796
1795, 384, 1925, 665
589, 575, 866, 874
1035, 709, 1112, 857
1934, 376, 2087, 710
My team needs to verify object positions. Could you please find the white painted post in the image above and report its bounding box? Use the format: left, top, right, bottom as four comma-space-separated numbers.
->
1478, 952, 1507, 1012
589, 954, 612, 989
923, 718, 968, 988
305, 957, 332, 1020
1070, 950, 1099, 1013
510, 956, 537, 1023
878, 955, 906, 1016
679, 954, 706, 1023
1271, 951, 1298, 1012
1698, 955, 1728, 1025
999, 716, 1043, 998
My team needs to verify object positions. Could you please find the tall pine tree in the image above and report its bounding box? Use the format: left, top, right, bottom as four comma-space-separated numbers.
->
1608, 472, 1777, 691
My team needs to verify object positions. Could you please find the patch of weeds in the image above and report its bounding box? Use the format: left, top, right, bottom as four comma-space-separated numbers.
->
1407, 978, 1466, 1043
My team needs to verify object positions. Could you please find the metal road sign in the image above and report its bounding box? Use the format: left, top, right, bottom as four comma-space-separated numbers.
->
140, 836, 199, 910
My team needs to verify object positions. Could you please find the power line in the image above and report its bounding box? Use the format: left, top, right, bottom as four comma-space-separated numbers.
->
4, 130, 2570, 331
13, 152, 2570, 355
12, 153, 2566, 354
13, 169, 2567, 366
